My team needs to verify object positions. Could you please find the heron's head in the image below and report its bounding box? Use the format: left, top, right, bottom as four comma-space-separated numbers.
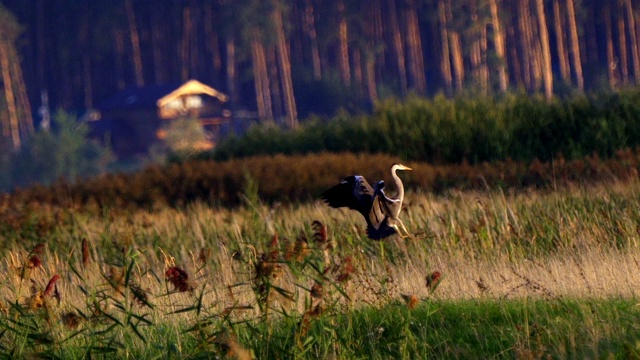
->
392, 163, 413, 172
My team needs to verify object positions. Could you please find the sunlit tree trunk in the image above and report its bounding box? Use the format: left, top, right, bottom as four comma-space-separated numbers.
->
552, 0, 570, 83
489, 0, 508, 92
469, 2, 489, 94
151, 10, 166, 84
506, 4, 523, 87
124, 0, 144, 86
624, 0, 640, 82
566, 0, 583, 90
0, 45, 19, 149
352, 48, 363, 88
181, 5, 192, 81
517, 0, 533, 90
387, 0, 407, 95
535, 0, 553, 99
113, 29, 126, 90
267, 46, 283, 120
9, 45, 33, 137
273, 4, 298, 128
445, 0, 464, 91
36, 0, 46, 91
79, 5, 92, 108
404, 0, 426, 94
0, 25, 31, 150
437, 0, 453, 95
364, 51, 377, 103
337, 0, 350, 85
604, 3, 617, 89
303, 0, 321, 80
204, 4, 222, 79
251, 39, 272, 120
226, 35, 238, 105
618, 7, 629, 85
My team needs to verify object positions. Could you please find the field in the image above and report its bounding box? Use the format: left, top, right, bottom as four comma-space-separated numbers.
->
2, 176, 640, 358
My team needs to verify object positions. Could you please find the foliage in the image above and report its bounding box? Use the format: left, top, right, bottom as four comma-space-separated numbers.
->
6, 147, 640, 211
151, 117, 211, 163
1, 110, 113, 191
211, 90, 640, 164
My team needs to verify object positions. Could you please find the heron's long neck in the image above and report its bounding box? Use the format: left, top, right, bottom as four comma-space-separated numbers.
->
391, 167, 404, 201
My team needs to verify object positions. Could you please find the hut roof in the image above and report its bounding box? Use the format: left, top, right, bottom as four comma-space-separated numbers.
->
157, 79, 228, 107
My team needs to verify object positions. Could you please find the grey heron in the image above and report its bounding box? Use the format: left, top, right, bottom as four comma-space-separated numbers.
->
321, 163, 413, 240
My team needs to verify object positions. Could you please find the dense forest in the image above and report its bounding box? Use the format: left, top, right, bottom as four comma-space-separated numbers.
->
1, 0, 640, 131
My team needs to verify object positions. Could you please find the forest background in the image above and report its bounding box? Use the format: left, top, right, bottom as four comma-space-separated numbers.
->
0, 0, 640, 194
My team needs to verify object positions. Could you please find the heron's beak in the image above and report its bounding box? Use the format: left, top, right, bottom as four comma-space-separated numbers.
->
404, 166, 413, 171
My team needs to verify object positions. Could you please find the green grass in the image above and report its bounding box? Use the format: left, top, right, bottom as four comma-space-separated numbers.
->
250, 298, 640, 359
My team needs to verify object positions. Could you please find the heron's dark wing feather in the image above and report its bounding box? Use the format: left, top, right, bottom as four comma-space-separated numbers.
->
321, 175, 374, 217
366, 219, 397, 240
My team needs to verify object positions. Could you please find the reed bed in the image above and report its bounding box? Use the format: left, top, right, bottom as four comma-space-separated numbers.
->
1, 178, 640, 358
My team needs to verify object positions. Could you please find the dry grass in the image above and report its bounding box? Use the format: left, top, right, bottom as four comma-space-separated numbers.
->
3, 179, 640, 315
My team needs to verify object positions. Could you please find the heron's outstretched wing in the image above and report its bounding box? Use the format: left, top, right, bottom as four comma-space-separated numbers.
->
369, 181, 387, 230
321, 175, 375, 217
372, 184, 403, 220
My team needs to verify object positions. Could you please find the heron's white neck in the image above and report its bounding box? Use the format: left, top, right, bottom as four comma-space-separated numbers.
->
391, 165, 404, 201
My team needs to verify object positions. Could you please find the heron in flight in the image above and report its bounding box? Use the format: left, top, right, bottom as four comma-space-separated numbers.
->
321, 163, 413, 240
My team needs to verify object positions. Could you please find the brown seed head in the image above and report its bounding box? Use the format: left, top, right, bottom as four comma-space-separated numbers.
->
401, 294, 419, 309
44, 275, 61, 297
426, 271, 442, 291
165, 266, 192, 292
82, 238, 90, 268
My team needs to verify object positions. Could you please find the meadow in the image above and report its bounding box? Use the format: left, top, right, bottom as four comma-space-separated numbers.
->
2, 172, 640, 359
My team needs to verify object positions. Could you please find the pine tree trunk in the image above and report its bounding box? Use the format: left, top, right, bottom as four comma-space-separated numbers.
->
80, 5, 92, 108
618, 8, 629, 85
364, 51, 378, 104
535, 0, 553, 99
387, 0, 407, 95
489, 0, 508, 92
604, 3, 617, 89
0, 44, 19, 150
125, 0, 144, 86
273, 5, 298, 128
337, 0, 350, 85
189, 2, 200, 79
404, 0, 426, 94
437, 0, 453, 95
445, 0, 464, 91
204, 4, 222, 78
181, 6, 191, 81
114, 29, 126, 90
566, 0, 584, 89
352, 48, 363, 88
506, 5, 523, 86
36, 0, 46, 90
625, 0, 640, 82
552, 0, 570, 82
151, 11, 166, 84
480, 26, 489, 94
517, 0, 533, 90
267, 46, 283, 120
226, 36, 238, 105
9, 45, 33, 136
251, 39, 272, 120
303, 0, 321, 80
469, 2, 489, 94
